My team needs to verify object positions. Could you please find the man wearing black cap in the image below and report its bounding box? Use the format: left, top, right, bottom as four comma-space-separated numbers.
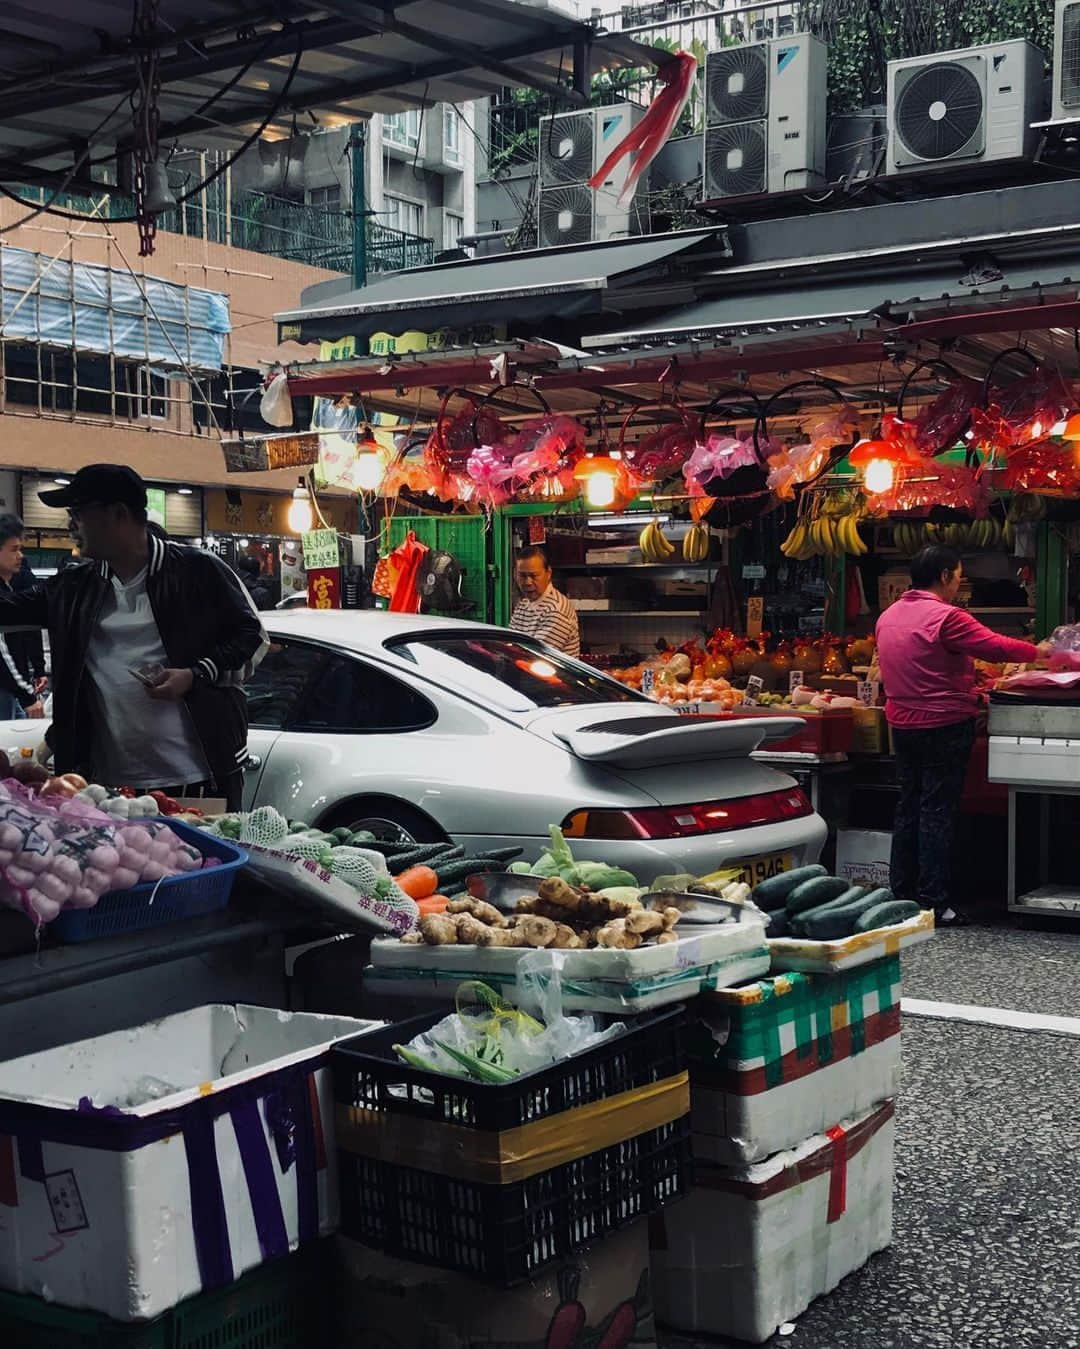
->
0, 465, 268, 808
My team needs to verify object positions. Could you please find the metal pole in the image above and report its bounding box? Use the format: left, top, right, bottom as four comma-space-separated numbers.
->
350, 121, 368, 290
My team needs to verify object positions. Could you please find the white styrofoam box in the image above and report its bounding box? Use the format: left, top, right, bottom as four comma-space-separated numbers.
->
652, 1101, 895, 1344
368, 913, 771, 1012
988, 734, 1080, 788
0, 1004, 380, 1321
768, 909, 934, 974
835, 828, 892, 890
689, 960, 901, 1165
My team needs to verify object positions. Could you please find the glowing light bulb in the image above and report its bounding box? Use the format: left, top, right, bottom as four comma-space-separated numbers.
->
585, 471, 618, 507
353, 450, 385, 491
863, 458, 895, 495
287, 486, 314, 534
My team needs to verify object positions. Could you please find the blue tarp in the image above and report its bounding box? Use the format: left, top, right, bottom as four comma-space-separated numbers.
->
0, 246, 230, 372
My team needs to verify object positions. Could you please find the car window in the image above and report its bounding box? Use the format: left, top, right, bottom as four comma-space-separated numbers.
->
385, 634, 642, 712
292, 654, 437, 733
245, 640, 328, 729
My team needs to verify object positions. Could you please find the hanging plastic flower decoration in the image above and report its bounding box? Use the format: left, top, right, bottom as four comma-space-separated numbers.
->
1002, 438, 1080, 497
682, 432, 762, 495
465, 444, 516, 509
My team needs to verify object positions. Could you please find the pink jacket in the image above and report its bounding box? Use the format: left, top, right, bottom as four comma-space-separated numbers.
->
875, 589, 1038, 729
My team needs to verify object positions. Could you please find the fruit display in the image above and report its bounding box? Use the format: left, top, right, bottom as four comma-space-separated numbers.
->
639, 518, 677, 561
892, 517, 1010, 556
781, 512, 867, 560
751, 865, 921, 941
682, 521, 711, 562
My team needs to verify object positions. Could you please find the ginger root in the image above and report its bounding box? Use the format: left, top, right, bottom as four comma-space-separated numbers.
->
447, 896, 506, 927
419, 914, 458, 945
595, 918, 642, 950
552, 923, 583, 950
656, 931, 678, 944
478, 926, 527, 948
400, 930, 424, 945
625, 909, 665, 938
515, 915, 558, 948
660, 906, 681, 932
454, 913, 494, 945
537, 876, 582, 911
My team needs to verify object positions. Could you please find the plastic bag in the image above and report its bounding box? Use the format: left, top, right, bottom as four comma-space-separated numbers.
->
1047, 624, 1080, 672
259, 372, 293, 428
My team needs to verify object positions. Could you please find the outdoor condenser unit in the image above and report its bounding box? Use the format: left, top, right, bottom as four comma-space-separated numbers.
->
536, 104, 646, 247
702, 33, 827, 201
886, 39, 1045, 174
1053, 0, 1080, 122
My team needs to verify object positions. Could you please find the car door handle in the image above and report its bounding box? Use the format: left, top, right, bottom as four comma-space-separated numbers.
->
244, 754, 262, 772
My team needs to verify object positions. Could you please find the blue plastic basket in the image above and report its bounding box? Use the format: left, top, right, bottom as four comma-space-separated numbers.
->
51, 820, 248, 944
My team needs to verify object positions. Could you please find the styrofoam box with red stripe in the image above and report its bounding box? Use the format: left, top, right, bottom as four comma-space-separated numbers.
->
0, 1005, 380, 1321
651, 1100, 895, 1344
687, 956, 901, 1165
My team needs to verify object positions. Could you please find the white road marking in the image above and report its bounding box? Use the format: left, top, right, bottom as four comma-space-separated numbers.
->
902, 998, 1080, 1038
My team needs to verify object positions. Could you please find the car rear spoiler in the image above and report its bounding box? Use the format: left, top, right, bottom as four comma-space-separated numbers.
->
554, 715, 806, 768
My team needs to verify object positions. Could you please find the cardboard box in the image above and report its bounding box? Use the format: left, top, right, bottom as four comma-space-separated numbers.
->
688, 958, 901, 1165
0, 1004, 379, 1320
850, 706, 890, 755
652, 1101, 895, 1344
836, 828, 892, 890
336, 1221, 657, 1348
566, 576, 608, 599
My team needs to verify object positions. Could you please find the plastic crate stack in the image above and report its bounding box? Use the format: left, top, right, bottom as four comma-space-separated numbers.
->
328, 1006, 692, 1343
651, 957, 902, 1344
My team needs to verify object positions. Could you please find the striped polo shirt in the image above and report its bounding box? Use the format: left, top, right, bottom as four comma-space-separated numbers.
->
508, 585, 581, 658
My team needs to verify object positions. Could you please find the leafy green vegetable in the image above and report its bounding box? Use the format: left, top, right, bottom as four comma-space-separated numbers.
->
433, 1038, 519, 1082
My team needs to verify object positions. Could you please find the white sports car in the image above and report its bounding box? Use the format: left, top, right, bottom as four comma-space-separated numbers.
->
0, 610, 826, 886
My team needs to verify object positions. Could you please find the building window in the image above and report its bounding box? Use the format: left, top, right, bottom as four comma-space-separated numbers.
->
383, 195, 425, 238
443, 106, 462, 165
307, 184, 342, 210
382, 109, 422, 150
444, 212, 464, 251
122, 366, 170, 420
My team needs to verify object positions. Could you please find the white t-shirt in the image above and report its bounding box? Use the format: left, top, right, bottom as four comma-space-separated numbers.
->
508, 585, 581, 658
83, 566, 210, 789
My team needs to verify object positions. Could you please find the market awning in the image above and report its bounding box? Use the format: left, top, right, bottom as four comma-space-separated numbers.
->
0, 0, 653, 194
584, 252, 1080, 349
276, 230, 729, 344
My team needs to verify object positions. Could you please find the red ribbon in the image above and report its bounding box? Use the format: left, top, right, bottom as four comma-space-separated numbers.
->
826, 1124, 848, 1223
589, 52, 697, 207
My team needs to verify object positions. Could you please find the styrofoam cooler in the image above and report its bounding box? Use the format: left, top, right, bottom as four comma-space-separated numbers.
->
0, 1004, 380, 1321
688, 957, 900, 1164
652, 1100, 895, 1344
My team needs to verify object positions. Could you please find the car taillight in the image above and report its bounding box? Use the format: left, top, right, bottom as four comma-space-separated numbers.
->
563, 788, 813, 840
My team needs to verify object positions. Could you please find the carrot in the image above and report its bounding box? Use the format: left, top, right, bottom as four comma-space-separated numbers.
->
416, 894, 450, 916
395, 865, 439, 900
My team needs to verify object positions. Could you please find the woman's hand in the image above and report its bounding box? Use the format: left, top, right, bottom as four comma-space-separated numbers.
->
1035, 640, 1053, 662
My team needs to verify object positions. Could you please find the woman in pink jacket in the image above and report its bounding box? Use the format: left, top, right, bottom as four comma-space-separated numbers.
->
876, 546, 1048, 925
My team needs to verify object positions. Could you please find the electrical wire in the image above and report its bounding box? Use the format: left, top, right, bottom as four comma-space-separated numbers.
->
0, 26, 305, 228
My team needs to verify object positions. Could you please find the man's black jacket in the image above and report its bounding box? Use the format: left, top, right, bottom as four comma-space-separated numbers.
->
0, 533, 268, 788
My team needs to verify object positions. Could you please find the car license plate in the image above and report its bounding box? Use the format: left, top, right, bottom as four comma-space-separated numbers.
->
701, 852, 794, 889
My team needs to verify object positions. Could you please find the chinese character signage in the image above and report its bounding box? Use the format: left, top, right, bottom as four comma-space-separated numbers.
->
307, 567, 341, 610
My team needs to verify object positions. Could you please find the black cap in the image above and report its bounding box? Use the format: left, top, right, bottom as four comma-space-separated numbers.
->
40, 465, 147, 513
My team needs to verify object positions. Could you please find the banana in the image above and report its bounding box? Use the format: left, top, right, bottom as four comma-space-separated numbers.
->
683, 522, 709, 563
847, 515, 868, 556
640, 519, 675, 561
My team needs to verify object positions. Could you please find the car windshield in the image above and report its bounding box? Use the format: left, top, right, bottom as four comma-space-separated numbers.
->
385, 634, 643, 712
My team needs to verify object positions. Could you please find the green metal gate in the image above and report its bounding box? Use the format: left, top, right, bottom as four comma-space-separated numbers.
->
384, 515, 492, 621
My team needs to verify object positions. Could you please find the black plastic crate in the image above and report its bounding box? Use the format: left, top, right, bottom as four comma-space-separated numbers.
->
338, 1115, 691, 1285
330, 1004, 687, 1133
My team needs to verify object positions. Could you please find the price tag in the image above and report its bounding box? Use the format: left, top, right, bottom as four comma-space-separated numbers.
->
744, 674, 765, 706
789, 670, 804, 694
742, 563, 766, 579
747, 596, 764, 640
674, 702, 702, 716
857, 680, 880, 707
642, 668, 655, 695
302, 528, 339, 570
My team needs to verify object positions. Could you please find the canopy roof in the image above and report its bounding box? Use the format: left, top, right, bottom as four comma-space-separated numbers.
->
0, 0, 648, 193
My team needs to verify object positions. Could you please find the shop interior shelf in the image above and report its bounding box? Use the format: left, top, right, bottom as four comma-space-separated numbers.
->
577, 609, 705, 619
1009, 884, 1080, 918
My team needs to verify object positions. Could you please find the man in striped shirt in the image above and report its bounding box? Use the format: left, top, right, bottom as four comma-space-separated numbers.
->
508, 546, 581, 658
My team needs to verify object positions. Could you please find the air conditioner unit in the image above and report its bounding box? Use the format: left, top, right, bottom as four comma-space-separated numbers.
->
887, 39, 1044, 174
703, 33, 827, 201
537, 104, 646, 246
1053, 0, 1080, 121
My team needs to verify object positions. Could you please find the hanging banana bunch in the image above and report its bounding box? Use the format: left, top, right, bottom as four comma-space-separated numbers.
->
639, 518, 676, 562
682, 522, 710, 563
780, 492, 867, 561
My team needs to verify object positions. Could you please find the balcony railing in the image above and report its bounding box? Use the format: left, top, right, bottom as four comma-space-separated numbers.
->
12, 186, 434, 277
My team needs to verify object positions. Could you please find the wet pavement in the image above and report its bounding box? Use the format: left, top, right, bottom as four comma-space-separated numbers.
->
660, 920, 1080, 1349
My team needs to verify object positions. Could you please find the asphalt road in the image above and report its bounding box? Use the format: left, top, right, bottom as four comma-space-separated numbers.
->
660, 922, 1080, 1349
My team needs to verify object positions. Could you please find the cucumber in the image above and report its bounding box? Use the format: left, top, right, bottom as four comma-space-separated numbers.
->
752, 864, 827, 908
798, 890, 894, 940
330, 827, 354, 844
391, 844, 458, 870
431, 846, 468, 878
764, 907, 789, 937
433, 859, 508, 887
474, 846, 525, 863
854, 900, 921, 933
788, 886, 866, 932
785, 876, 850, 916
356, 839, 415, 858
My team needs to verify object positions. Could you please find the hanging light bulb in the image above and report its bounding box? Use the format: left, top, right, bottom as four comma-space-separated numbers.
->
863, 458, 896, 495
573, 454, 622, 508
288, 479, 314, 534
353, 434, 387, 492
